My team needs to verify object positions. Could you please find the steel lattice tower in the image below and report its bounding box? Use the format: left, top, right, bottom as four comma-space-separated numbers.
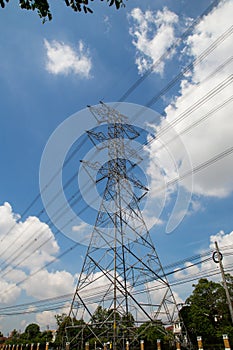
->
68, 103, 185, 349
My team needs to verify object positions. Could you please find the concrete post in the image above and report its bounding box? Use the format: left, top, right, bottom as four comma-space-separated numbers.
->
197, 336, 203, 350
223, 335, 231, 350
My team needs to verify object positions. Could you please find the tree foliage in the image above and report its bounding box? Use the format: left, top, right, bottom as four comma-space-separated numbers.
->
54, 313, 86, 348
25, 323, 40, 339
54, 308, 137, 350
89, 306, 135, 344
6, 323, 52, 345
137, 321, 173, 350
0, 0, 126, 22
180, 277, 233, 346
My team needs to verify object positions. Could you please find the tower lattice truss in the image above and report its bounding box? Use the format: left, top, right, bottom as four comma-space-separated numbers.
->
68, 103, 185, 348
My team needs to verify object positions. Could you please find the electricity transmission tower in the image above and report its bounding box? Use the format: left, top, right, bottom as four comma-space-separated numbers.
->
68, 103, 185, 349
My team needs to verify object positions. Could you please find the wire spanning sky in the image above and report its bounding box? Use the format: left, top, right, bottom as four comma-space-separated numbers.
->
0, 0, 233, 336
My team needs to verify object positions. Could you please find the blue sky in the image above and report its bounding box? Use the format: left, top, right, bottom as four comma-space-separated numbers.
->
0, 0, 233, 336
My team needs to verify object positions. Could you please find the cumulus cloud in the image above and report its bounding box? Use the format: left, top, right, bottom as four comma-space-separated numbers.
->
0, 202, 59, 273
36, 308, 72, 331
0, 202, 76, 306
23, 269, 75, 299
129, 7, 179, 75
210, 230, 233, 250
36, 311, 55, 327
0, 278, 21, 304
36, 310, 68, 330
148, 0, 233, 201
143, 118, 193, 233
44, 39, 92, 78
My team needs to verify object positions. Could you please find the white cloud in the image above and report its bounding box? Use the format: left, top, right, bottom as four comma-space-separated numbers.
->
0, 202, 59, 273
0, 278, 21, 304
36, 311, 58, 330
129, 7, 179, 75
4, 268, 27, 283
174, 262, 200, 281
149, 0, 233, 199
23, 269, 75, 299
210, 229, 233, 255
36, 301, 71, 329
0, 202, 77, 307
144, 118, 193, 233
44, 39, 92, 78
72, 222, 89, 232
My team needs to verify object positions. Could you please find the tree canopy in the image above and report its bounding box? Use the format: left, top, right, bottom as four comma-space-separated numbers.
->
0, 0, 126, 22
6, 323, 53, 345
54, 313, 86, 348
53, 307, 174, 350
137, 321, 173, 350
180, 277, 233, 346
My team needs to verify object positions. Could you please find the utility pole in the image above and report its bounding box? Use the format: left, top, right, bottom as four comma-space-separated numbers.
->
214, 241, 233, 323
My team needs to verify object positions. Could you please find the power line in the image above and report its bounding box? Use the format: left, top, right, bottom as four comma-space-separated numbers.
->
146, 26, 233, 108
0, 135, 232, 295
0, 134, 89, 246
118, 0, 221, 102
0, 5, 231, 273
0, 0, 231, 312
0, 0, 223, 250
1, 244, 232, 316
